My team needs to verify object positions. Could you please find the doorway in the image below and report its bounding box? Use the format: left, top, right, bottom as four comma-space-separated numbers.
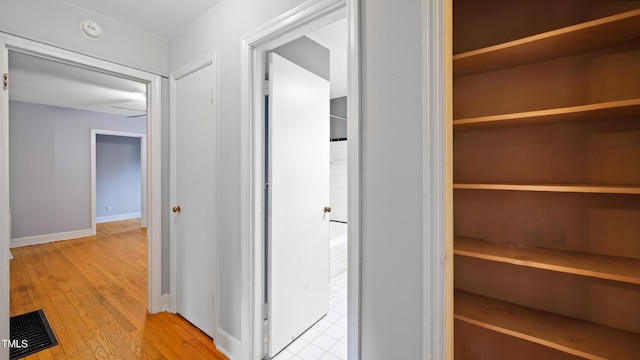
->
239, 0, 361, 358
0, 33, 164, 356
265, 18, 349, 359
91, 129, 148, 235
91, 130, 147, 235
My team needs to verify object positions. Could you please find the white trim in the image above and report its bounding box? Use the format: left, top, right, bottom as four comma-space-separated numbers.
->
215, 328, 243, 360
168, 50, 219, 333
147, 76, 163, 314
96, 212, 142, 224
90, 129, 147, 235
0, 38, 11, 360
161, 293, 171, 312
0, 34, 164, 358
10, 229, 93, 248
346, 0, 362, 358
240, 1, 360, 359
422, 0, 449, 358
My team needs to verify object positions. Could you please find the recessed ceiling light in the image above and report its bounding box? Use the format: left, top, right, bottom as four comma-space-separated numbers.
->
80, 20, 103, 40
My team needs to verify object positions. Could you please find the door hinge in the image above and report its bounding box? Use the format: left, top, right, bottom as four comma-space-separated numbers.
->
264, 182, 269, 191
264, 80, 269, 96
3, 73, 7, 91
210, 87, 214, 105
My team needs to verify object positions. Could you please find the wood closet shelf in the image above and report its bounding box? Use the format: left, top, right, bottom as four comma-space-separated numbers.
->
453, 99, 640, 130
453, 9, 640, 77
454, 237, 640, 285
453, 183, 640, 194
454, 290, 640, 360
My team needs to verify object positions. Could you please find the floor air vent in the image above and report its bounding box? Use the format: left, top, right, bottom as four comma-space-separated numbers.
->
9, 309, 58, 359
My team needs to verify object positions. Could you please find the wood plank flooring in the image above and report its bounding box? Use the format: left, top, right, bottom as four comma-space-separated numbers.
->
10, 219, 228, 360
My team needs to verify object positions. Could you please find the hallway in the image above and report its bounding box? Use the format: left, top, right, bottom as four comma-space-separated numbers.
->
10, 219, 227, 359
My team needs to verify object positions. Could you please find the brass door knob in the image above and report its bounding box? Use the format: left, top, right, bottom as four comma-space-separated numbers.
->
172, 206, 181, 213
324, 206, 332, 213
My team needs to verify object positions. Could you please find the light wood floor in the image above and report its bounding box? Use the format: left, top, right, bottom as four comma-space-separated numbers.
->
10, 219, 228, 360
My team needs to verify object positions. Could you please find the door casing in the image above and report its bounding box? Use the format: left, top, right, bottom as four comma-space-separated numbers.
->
240, 0, 362, 358
0, 33, 164, 360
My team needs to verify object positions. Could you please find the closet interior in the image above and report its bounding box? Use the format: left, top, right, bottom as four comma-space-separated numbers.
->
452, 0, 640, 358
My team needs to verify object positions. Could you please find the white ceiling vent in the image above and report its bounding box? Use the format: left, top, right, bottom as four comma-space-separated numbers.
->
80, 20, 103, 39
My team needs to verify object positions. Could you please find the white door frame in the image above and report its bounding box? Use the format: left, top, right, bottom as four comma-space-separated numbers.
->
90, 129, 148, 233
0, 33, 164, 359
240, 0, 361, 358
168, 50, 219, 317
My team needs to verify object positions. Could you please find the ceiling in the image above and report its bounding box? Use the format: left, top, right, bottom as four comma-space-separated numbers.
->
9, 2, 347, 115
9, 52, 147, 117
62, 0, 224, 40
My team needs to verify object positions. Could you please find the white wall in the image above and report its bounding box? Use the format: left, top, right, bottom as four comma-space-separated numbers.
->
9, 101, 146, 240
359, 0, 427, 358
0, 0, 168, 75
170, 0, 437, 359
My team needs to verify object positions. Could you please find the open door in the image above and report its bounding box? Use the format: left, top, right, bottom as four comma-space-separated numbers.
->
267, 53, 331, 357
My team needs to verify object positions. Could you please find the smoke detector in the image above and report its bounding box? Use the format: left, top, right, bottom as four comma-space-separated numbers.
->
80, 20, 103, 40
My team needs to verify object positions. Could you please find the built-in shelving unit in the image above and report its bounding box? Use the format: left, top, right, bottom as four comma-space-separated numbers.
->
455, 290, 640, 360
453, 9, 640, 76
453, 1, 640, 358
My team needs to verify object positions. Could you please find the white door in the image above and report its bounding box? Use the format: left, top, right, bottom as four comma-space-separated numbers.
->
267, 53, 330, 357
171, 58, 217, 337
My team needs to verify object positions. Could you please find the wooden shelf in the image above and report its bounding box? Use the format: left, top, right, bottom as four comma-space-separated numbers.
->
453, 99, 640, 130
453, 9, 640, 77
455, 290, 640, 360
453, 183, 640, 194
454, 237, 640, 285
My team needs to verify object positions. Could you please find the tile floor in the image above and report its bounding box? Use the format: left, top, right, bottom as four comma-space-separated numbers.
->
271, 271, 348, 360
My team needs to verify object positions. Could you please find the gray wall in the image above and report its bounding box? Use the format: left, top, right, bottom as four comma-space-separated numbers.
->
95, 135, 141, 219
9, 101, 146, 239
272, 36, 330, 81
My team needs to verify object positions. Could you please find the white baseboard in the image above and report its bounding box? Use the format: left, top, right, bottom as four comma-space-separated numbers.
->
11, 228, 93, 248
215, 328, 243, 360
161, 293, 171, 312
96, 212, 141, 224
